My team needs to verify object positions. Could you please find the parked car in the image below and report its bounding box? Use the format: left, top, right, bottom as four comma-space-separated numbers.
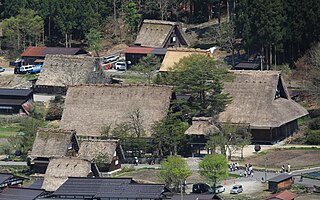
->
115, 61, 127, 71
215, 185, 225, 193
0, 67, 5, 73
20, 65, 35, 74
103, 55, 119, 63
192, 183, 212, 194
230, 184, 243, 194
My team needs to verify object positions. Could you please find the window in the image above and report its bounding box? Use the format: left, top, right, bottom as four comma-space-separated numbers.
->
171, 36, 177, 43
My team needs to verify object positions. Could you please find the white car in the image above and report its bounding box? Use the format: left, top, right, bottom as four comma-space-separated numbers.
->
115, 62, 127, 71
230, 184, 243, 194
103, 55, 119, 63
215, 185, 225, 193
20, 65, 34, 73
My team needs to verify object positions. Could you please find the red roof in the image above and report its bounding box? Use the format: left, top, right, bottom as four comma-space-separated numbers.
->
21, 46, 46, 57
122, 46, 154, 54
21, 46, 86, 57
266, 190, 299, 200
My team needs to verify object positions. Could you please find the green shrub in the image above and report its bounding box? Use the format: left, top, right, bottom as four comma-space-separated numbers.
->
308, 117, 320, 130
309, 109, 320, 118
305, 130, 320, 145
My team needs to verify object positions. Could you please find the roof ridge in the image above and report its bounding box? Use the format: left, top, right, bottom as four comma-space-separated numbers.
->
69, 84, 174, 89
38, 128, 76, 134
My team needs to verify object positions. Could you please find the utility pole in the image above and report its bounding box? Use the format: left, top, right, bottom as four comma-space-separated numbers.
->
264, 157, 268, 182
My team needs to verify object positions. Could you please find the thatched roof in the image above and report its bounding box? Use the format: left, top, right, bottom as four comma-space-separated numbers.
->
42, 157, 93, 192
60, 84, 173, 137
30, 129, 77, 158
135, 19, 189, 48
36, 54, 104, 87
78, 140, 119, 161
219, 70, 308, 128
160, 47, 209, 72
185, 117, 219, 135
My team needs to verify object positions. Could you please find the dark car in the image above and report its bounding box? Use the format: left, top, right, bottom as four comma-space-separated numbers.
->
192, 183, 212, 194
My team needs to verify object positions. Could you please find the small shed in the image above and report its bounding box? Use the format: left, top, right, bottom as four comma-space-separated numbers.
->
265, 190, 299, 200
122, 46, 166, 65
29, 129, 79, 174
233, 62, 261, 70
268, 174, 294, 191
0, 88, 33, 115
78, 140, 125, 172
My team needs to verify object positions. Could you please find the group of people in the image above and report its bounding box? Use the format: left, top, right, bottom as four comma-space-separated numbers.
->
229, 162, 240, 171
281, 164, 291, 173
240, 163, 254, 177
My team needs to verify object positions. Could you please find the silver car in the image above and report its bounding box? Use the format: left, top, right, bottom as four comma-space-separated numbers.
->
230, 184, 243, 194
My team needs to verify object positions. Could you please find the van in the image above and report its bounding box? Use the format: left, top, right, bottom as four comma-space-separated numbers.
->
115, 62, 127, 71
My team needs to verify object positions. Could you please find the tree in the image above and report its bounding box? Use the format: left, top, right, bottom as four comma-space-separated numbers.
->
168, 54, 232, 119
123, 0, 141, 33
85, 28, 103, 57
151, 114, 189, 156
199, 154, 228, 195
132, 54, 161, 84
159, 155, 192, 191
305, 42, 320, 103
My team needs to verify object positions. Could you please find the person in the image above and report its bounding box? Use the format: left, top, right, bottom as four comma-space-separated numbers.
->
134, 157, 139, 166
281, 165, 285, 173
287, 164, 291, 172
244, 170, 247, 177
251, 170, 254, 177
300, 173, 303, 182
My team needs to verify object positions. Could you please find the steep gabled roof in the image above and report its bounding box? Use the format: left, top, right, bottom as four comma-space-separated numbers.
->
60, 84, 173, 137
219, 70, 308, 128
185, 117, 219, 135
78, 140, 119, 161
42, 157, 95, 192
36, 54, 104, 87
160, 47, 209, 72
135, 19, 189, 48
30, 129, 77, 158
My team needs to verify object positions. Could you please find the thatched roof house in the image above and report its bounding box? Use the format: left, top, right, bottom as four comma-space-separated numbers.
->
160, 47, 210, 72
30, 129, 79, 159
219, 70, 308, 143
135, 19, 189, 48
78, 140, 123, 172
35, 55, 105, 94
42, 157, 99, 192
60, 84, 174, 138
185, 117, 219, 136
29, 128, 79, 174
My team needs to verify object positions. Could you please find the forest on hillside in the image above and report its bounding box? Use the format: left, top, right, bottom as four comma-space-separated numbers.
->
0, 0, 320, 64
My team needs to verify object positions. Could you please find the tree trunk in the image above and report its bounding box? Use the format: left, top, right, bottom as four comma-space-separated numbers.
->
113, 0, 117, 20
218, 1, 221, 27
65, 33, 68, 48
227, 0, 230, 22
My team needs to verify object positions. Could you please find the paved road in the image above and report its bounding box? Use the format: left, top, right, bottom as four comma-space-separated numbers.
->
0, 161, 27, 166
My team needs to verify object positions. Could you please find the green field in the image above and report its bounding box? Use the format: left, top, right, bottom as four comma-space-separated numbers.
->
0, 123, 21, 138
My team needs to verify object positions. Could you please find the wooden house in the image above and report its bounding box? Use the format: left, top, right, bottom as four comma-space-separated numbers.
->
41, 177, 169, 199
135, 19, 189, 48
35, 55, 105, 95
29, 129, 79, 174
268, 174, 294, 192
42, 157, 100, 192
78, 140, 124, 172
60, 84, 174, 139
21, 46, 87, 65
160, 47, 210, 72
266, 190, 299, 200
0, 88, 33, 115
0, 173, 28, 190
219, 70, 308, 144
122, 46, 166, 65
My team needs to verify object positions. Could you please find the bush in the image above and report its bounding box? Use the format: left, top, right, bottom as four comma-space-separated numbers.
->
308, 117, 320, 130
309, 109, 320, 118
305, 130, 320, 145
45, 105, 63, 120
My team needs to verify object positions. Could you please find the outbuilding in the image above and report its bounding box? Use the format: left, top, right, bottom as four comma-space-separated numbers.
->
268, 174, 294, 192
265, 189, 299, 200
0, 88, 33, 115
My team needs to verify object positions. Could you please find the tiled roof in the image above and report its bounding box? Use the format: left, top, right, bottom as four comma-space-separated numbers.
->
21, 46, 86, 57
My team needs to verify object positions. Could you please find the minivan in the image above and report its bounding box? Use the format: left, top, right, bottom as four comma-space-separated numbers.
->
115, 62, 127, 71
20, 65, 34, 73
192, 183, 212, 194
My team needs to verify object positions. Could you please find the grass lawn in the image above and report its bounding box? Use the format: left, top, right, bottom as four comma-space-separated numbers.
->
244, 149, 320, 170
